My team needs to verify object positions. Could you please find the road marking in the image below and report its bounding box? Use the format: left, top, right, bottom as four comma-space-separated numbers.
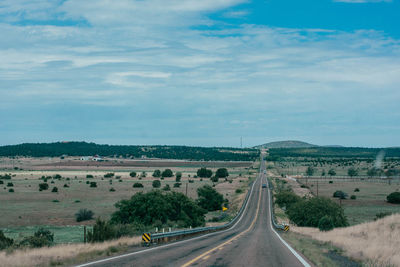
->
181, 182, 263, 267
266, 176, 311, 267
75, 175, 259, 267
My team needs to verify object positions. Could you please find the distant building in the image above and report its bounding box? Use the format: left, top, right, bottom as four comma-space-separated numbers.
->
80, 156, 91, 161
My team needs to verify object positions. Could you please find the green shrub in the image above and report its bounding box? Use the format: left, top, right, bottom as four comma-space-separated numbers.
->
161, 169, 173, 178
63, 184, 69, 188
215, 168, 229, 178
235, 189, 243, 194
175, 172, 182, 182
86, 174, 94, 178
350, 195, 356, 200
111, 190, 206, 227
86, 181, 90, 184
19, 228, 54, 248
197, 168, 212, 178
53, 174, 62, 179
333, 190, 347, 199
0, 180, 3, 184
197, 185, 224, 211
104, 173, 114, 178
354, 188, 360, 192
51, 187, 58, 193
275, 191, 302, 210
318, 216, 334, 231
110, 187, 116, 192
8, 188, 14, 193
39, 183, 48, 190
7, 182, 14, 187
0, 174, 11, 180
287, 197, 348, 228
162, 184, 171, 191
133, 182, 144, 188
87, 218, 115, 242
75, 209, 94, 222
52, 200, 59, 203
0, 230, 14, 250
188, 179, 194, 183
152, 180, 161, 188
152, 170, 161, 178
375, 212, 392, 220
387, 192, 400, 204
89, 182, 97, 188
329, 181, 333, 184
173, 182, 181, 188
129, 172, 137, 177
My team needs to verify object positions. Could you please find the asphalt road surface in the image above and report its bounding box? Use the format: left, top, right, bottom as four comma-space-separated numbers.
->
77, 160, 311, 267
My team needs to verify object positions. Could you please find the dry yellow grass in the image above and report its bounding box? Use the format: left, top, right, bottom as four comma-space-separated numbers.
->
291, 214, 400, 266
0, 236, 141, 267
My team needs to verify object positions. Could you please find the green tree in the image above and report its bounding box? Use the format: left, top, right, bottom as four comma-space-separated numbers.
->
387, 192, 400, 204
39, 183, 49, 191
197, 185, 224, 211
75, 209, 94, 222
197, 168, 213, 178
306, 166, 315, 176
129, 171, 137, 177
161, 169, 173, 178
176, 172, 182, 182
348, 168, 358, 177
286, 197, 348, 228
141, 171, 147, 178
152, 180, 161, 188
215, 168, 229, 178
0, 230, 13, 250
275, 191, 302, 210
152, 170, 161, 178
328, 168, 336, 176
318, 216, 334, 231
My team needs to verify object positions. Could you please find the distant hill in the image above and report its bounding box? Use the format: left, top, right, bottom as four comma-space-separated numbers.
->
254, 140, 318, 149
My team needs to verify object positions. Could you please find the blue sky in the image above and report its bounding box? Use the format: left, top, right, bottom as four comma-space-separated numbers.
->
0, 0, 399, 147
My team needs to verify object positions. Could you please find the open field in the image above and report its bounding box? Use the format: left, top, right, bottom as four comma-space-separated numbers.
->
0, 157, 257, 244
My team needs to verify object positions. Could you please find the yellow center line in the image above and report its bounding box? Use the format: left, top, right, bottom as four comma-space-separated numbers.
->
181, 182, 263, 267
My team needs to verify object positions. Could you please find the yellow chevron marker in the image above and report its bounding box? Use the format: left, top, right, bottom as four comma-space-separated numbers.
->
142, 233, 151, 243
284, 225, 290, 232
222, 206, 228, 211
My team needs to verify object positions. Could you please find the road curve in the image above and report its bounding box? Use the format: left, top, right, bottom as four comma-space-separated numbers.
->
77, 160, 310, 267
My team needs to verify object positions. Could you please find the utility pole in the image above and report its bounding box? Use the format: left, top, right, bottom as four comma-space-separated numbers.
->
185, 183, 188, 196
316, 180, 319, 197
240, 136, 243, 149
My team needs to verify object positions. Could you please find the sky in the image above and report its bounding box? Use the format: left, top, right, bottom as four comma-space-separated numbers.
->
0, 0, 399, 148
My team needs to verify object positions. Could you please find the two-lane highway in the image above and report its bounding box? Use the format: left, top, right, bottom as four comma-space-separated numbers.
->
78, 159, 310, 267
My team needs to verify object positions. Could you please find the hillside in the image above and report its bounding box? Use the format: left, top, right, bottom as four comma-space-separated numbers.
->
254, 140, 317, 149
0, 142, 259, 161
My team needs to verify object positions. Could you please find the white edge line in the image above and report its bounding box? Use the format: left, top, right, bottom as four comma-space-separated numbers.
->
266, 176, 311, 267
76, 174, 259, 267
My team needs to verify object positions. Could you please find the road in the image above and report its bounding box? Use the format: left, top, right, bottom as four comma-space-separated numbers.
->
78, 160, 311, 267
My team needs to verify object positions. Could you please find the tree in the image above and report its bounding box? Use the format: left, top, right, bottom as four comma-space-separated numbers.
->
75, 209, 94, 222
152, 170, 161, 178
111, 191, 206, 227
129, 171, 137, 177
39, 183, 49, 191
152, 180, 161, 188
51, 187, 58, 193
333, 190, 347, 199
321, 170, 326, 176
197, 168, 213, 178
215, 168, 229, 178
286, 197, 348, 228
161, 169, 173, 178
318, 216, 334, 231
140, 171, 147, 178
348, 168, 358, 177
210, 176, 219, 183
0, 230, 13, 250
197, 185, 224, 211
387, 192, 400, 204
306, 166, 315, 177
133, 182, 144, 188
328, 168, 336, 177
176, 172, 182, 182
275, 191, 302, 210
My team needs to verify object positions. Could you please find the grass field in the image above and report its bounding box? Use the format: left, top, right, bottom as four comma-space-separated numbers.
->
0, 158, 257, 244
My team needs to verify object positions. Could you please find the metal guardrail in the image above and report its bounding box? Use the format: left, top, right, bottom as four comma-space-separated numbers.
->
268, 178, 289, 231
149, 180, 255, 243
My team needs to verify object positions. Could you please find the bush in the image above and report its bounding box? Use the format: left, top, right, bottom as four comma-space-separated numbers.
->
375, 212, 392, 220
197, 185, 224, 211
235, 188, 243, 194
318, 216, 334, 231
8, 188, 14, 193
176, 172, 182, 182
215, 168, 229, 178
152, 170, 161, 178
75, 209, 94, 222
64, 184, 69, 188
86, 174, 94, 178
39, 183, 48, 190
0, 180, 3, 184
129, 172, 137, 178
152, 180, 161, 188
87, 218, 115, 242
90, 182, 97, 188
350, 195, 356, 200
104, 173, 114, 178
197, 168, 212, 178
333, 190, 347, 199
0, 230, 14, 250
161, 169, 173, 178
53, 174, 62, 179
173, 182, 181, 188
51, 187, 58, 193
133, 182, 144, 188
354, 188, 360, 192
387, 192, 400, 204
162, 184, 171, 191
0, 174, 11, 180
329, 181, 333, 184
275, 191, 302, 210
348, 168, 358, 177
188, 179, 194, 183
140, 171, 147, 178
287, 197, 348, 228
111, 190, 206, 227
110, 187, 116, 192
19, 228, 54, 248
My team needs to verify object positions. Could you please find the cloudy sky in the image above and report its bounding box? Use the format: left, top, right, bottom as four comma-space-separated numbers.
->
0, 0, 399, 147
